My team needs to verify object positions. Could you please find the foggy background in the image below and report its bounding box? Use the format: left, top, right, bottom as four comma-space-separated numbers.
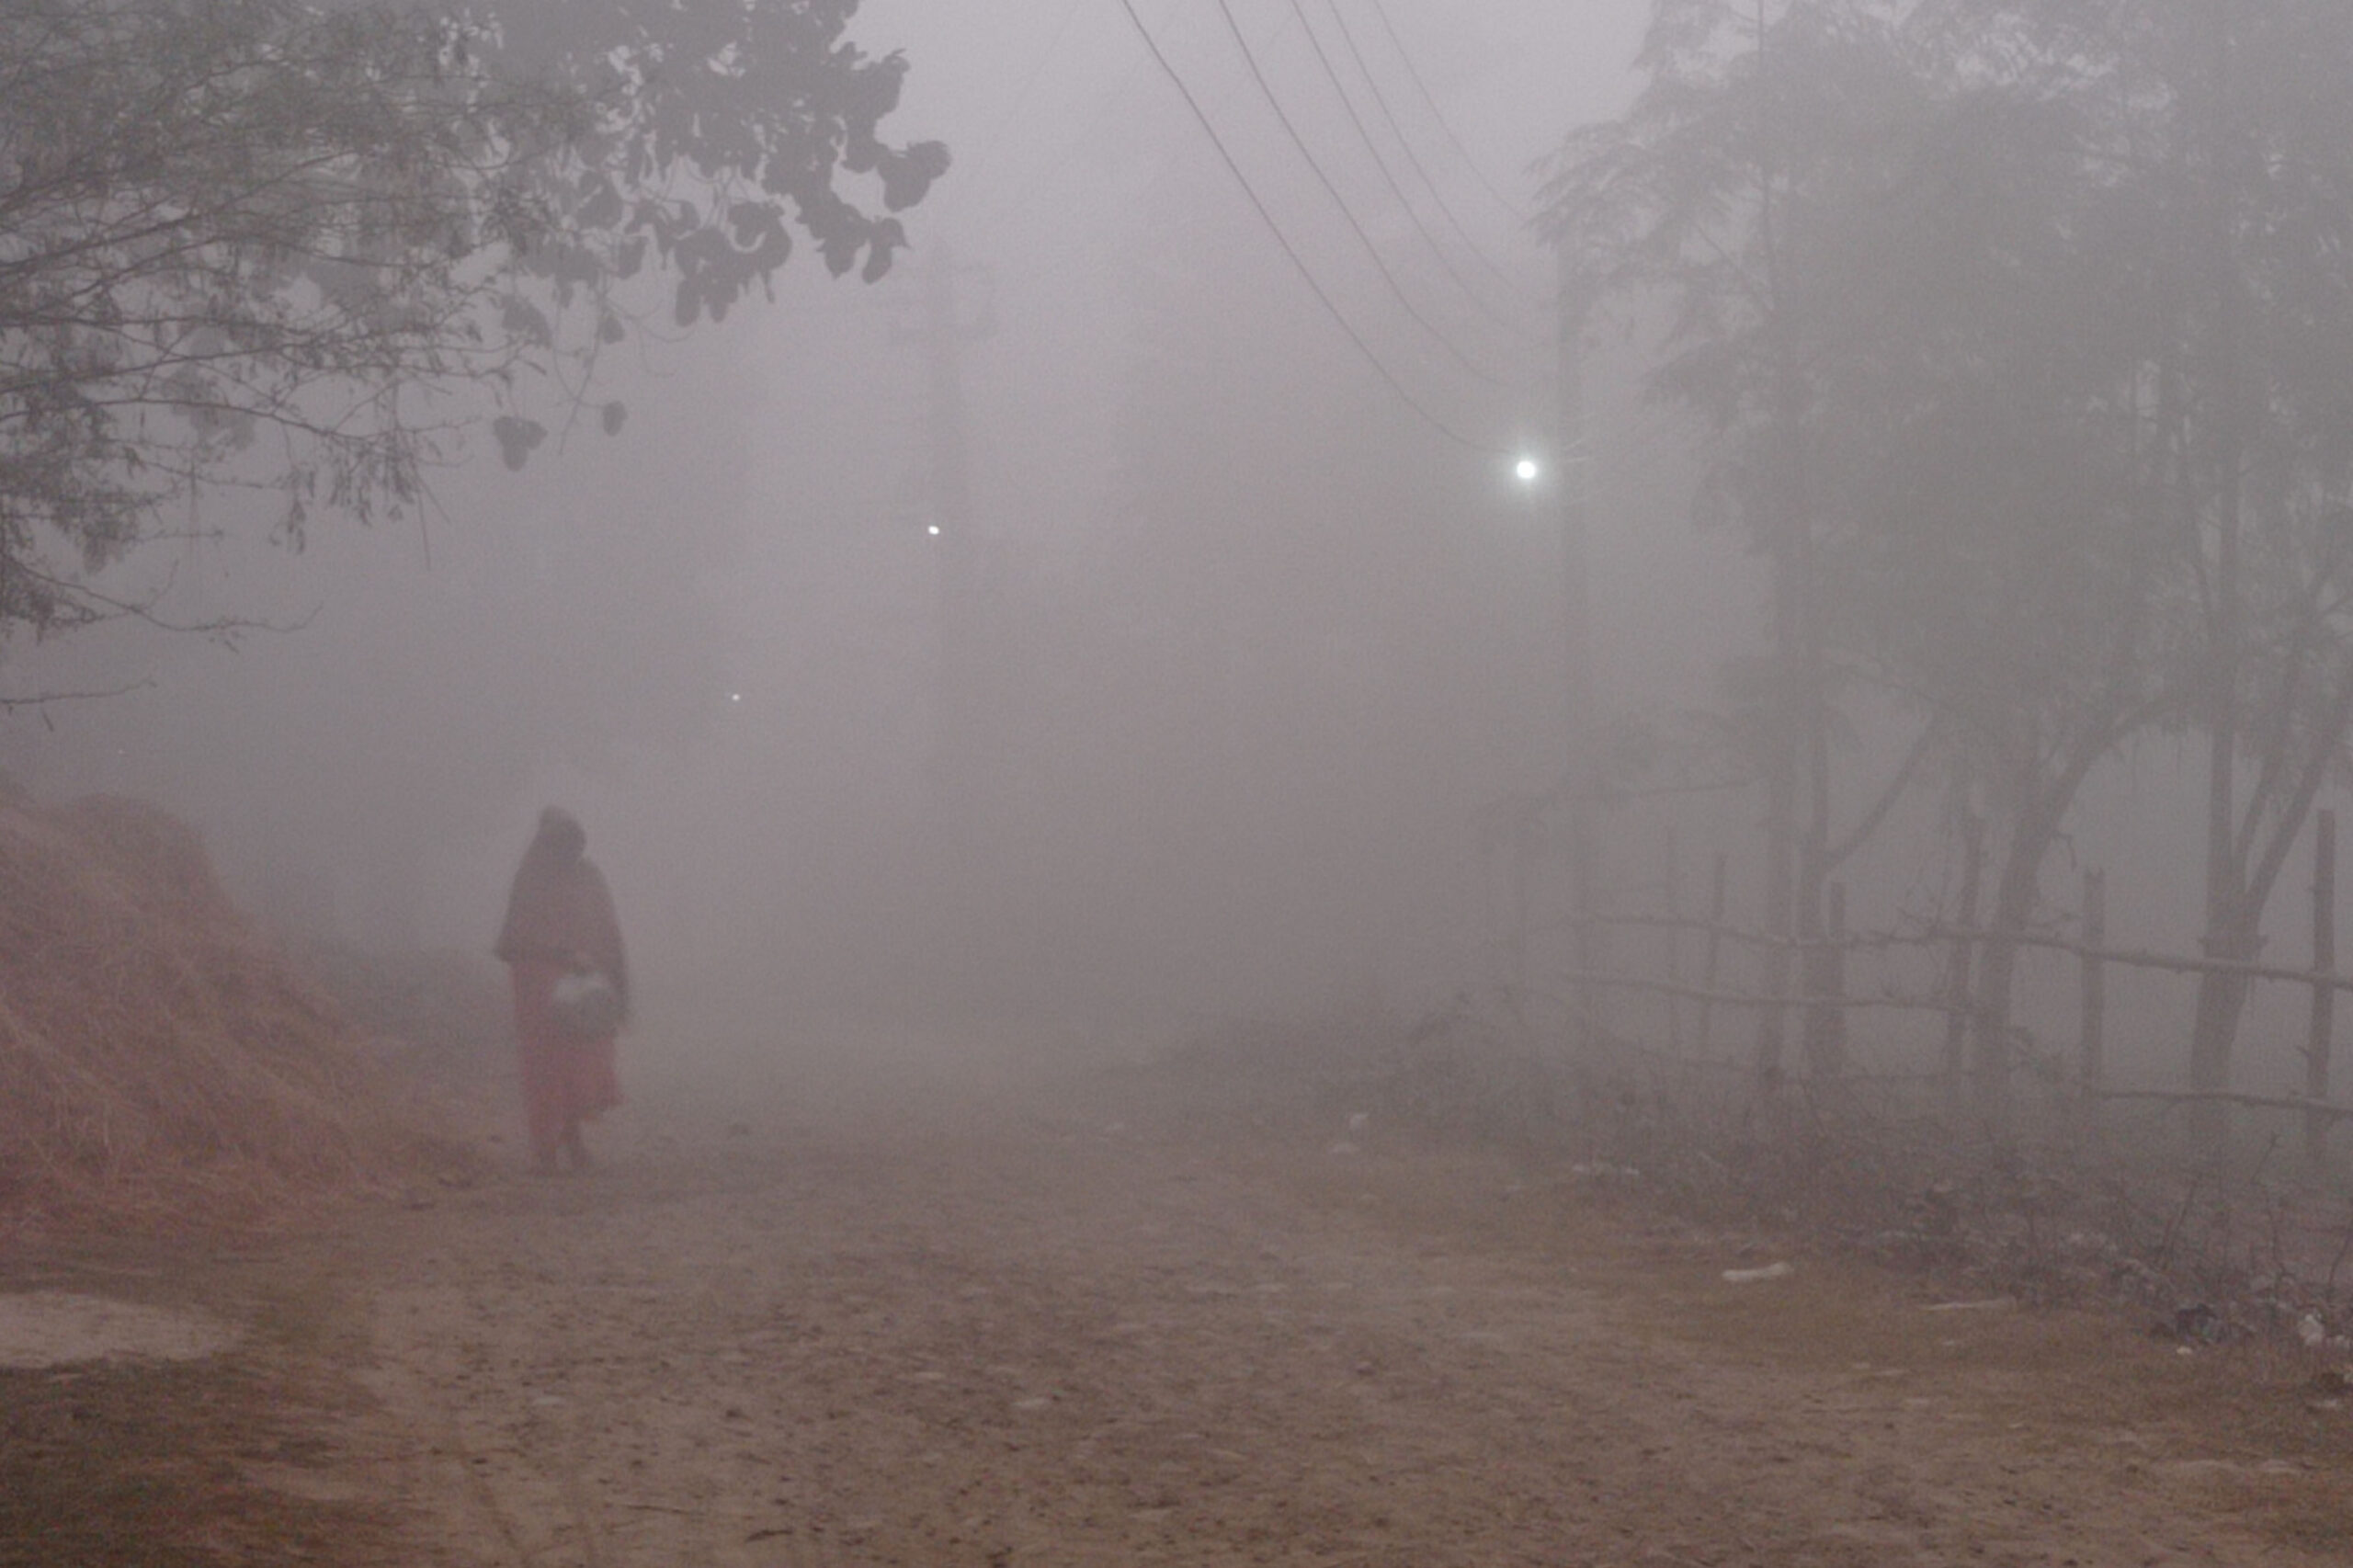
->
0, 0, 2315, 1097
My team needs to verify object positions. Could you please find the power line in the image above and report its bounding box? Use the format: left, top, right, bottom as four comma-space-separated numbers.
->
1280, 0, 1538, 333
1318, 0, 1531, 293
1111, 0, 1509, 455
1207, 0, 1518, 389
1358, 0, 1529, 222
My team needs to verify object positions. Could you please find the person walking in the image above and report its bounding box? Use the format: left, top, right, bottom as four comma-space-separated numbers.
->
494, 807, 629, 1173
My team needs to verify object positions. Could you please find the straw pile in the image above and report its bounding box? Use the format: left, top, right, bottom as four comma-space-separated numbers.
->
0, 790, 435, 1236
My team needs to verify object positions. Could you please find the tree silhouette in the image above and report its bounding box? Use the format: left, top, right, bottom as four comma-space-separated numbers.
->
0, 0, 945, 655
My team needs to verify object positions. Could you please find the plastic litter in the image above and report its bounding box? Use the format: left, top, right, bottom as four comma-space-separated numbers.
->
1722, 1261, 1793, 1284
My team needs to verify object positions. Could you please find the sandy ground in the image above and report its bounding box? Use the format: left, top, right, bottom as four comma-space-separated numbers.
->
0, 1291, 237, 1369
6, 1038, 2351, 1565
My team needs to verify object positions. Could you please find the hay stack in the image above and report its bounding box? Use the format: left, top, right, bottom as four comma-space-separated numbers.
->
0, 792, 421, 1234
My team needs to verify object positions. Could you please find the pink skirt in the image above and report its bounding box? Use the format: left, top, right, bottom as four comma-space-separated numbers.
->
507, 958, 621, 1163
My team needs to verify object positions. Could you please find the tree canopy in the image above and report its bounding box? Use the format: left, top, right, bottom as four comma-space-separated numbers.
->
1543, 0, 2353, 1123
0, 0, 945, 649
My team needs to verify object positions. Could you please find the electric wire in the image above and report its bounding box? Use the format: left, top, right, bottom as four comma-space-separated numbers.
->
1111, 0, 1510, 456
1280, 0, 1538, 333
1358, 0, 1530, 222
1315, 0, 1534, 298
1206, 0, 1518, 388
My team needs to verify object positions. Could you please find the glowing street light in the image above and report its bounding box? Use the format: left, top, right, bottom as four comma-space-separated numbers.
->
1514, 456, 1541, 484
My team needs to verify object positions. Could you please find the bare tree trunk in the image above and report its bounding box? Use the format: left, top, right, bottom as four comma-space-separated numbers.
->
2077, 868, 2106, 1147
1749, 4, 1800, 1095
1698, 850, 1728, 1059
2187, 0, 2247, 1163
2188, 449, 2246, 1154
2187, 915, 2257, 1156
1806, 880, 1848, 1086
2185, 461, 2250, 1155
1972, 932, 2019, 1139
2306, 809, 2336, 1174
1972, 804, 2054, 1140
1663, 826, 1684, 1054
1755, 542, 1802, 1087
1942, 812, 1986, 1110
1796, 503, 1837, 1083
1756, 403, 1822, 1090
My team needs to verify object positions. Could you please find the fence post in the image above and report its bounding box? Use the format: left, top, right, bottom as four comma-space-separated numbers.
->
2308, 809, 2336, 1173
2078, 868, 2106, 1144
1805, 881, 1849, 1082
1663, 825, 1684, 1055
1942, 813, 1984, 1110
1697, 851, 1728, 1059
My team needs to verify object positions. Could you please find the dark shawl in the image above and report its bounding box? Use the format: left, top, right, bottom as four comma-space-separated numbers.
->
494, 811, 629, 1007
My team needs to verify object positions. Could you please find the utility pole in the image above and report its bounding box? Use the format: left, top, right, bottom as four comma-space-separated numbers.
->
1557, 247, 1603, 1056
890, 241, 998, 858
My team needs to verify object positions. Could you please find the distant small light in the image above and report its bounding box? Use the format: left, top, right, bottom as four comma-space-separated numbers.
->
926, 523, 941, 536
1514, 457, 1541, 483
729, 691, 742, 703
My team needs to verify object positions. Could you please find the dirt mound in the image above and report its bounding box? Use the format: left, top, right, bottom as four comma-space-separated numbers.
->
0, 791, 438, 1236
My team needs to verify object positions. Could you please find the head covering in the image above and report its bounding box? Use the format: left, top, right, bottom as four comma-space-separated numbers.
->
534, 806, 585, 864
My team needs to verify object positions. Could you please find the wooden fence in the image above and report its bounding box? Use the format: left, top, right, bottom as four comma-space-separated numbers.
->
1542, 809, 2350, 1170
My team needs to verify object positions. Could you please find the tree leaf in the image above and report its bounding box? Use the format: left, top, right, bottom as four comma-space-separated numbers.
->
493, 415, 547, 472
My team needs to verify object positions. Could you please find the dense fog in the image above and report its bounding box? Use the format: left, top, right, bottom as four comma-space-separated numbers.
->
3, 0, 2343, 1107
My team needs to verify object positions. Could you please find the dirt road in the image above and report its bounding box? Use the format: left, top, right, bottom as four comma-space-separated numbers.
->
9, 1049, 2350, 1566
